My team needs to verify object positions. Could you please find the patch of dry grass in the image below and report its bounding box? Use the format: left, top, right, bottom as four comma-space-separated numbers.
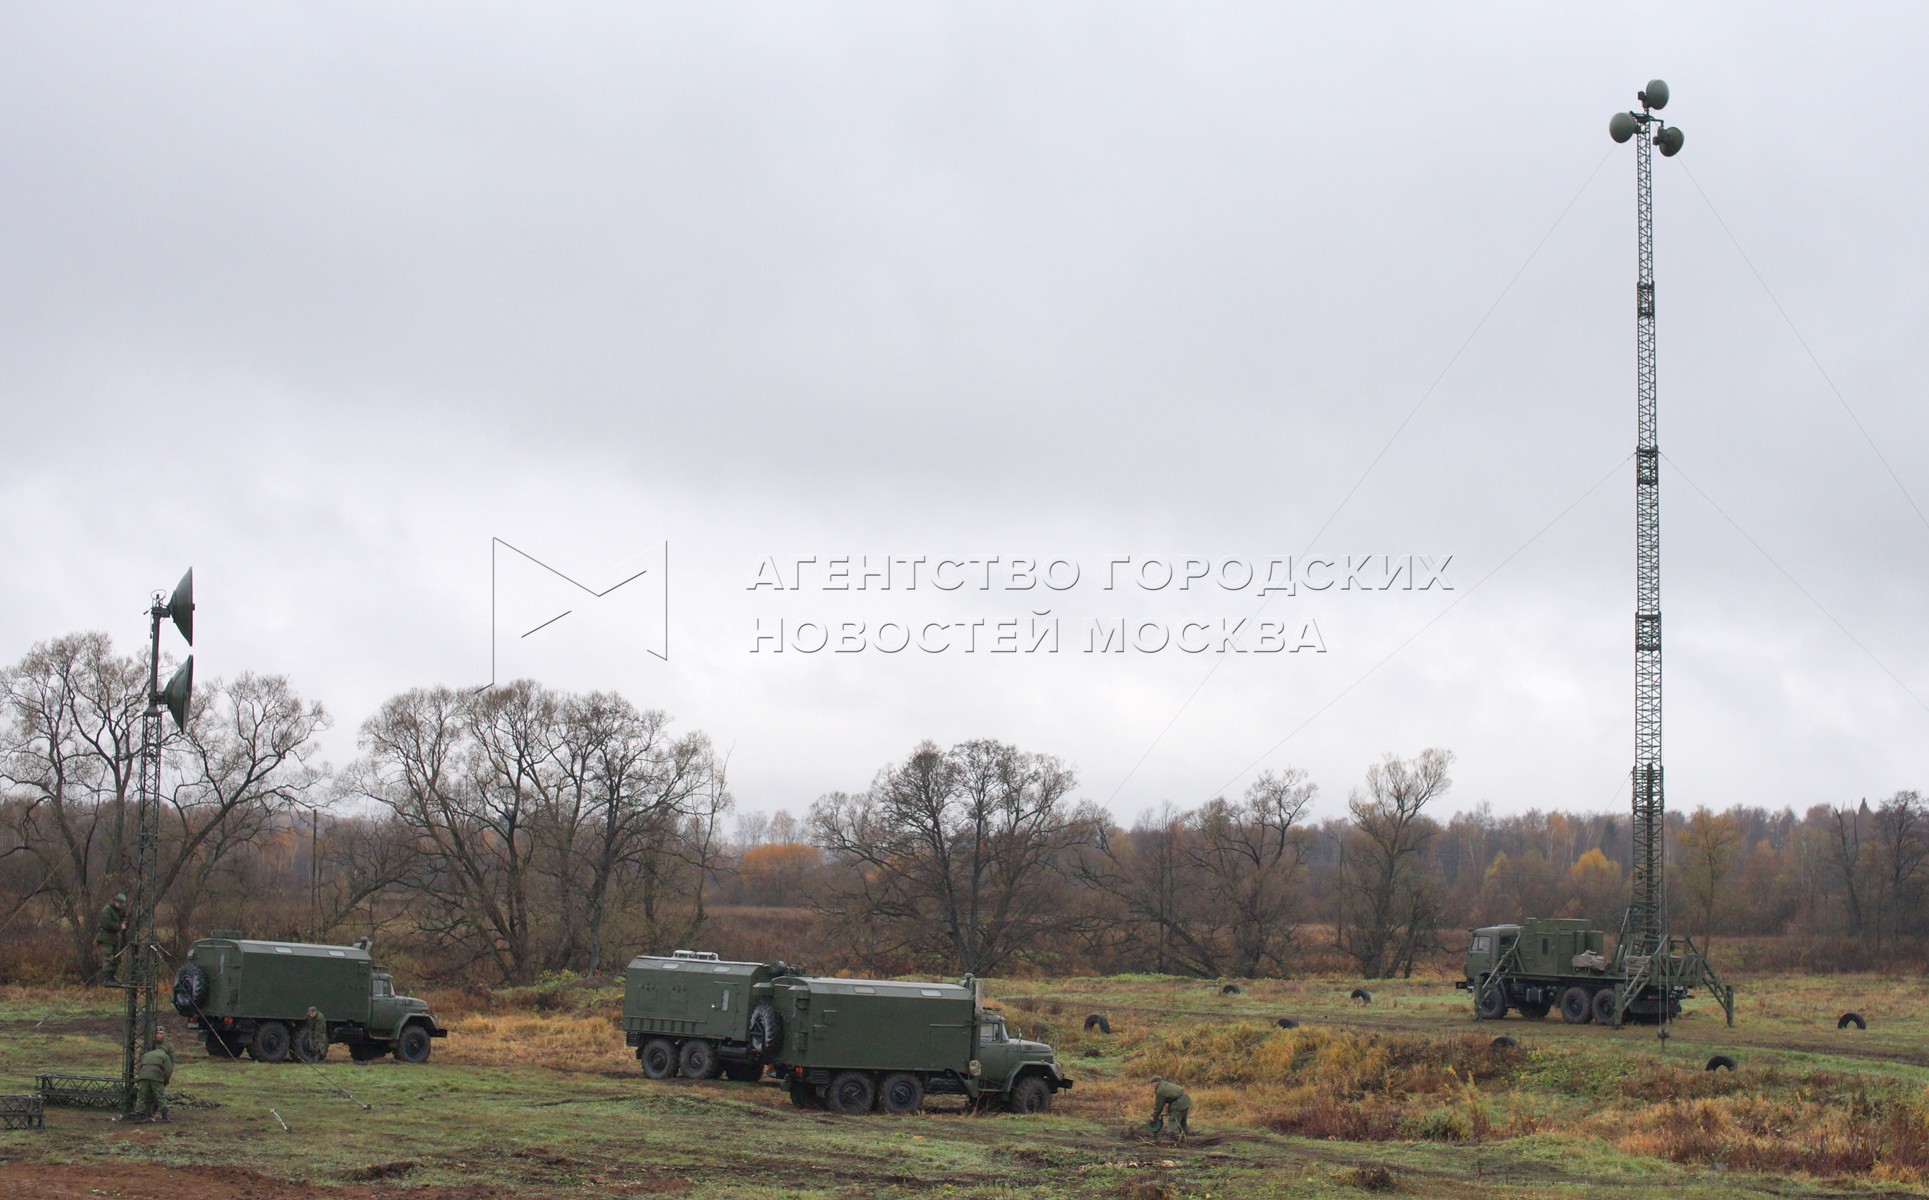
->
1609, 1088, 1929, 1181
444, 1011, 629, 1072
1110, 1022, 1531, 1142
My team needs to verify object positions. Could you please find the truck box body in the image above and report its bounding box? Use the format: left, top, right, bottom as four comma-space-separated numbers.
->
772, 977, 976, 1072
622, 954, 776, 1042
187, 938, 374, 1022
620, 952, 1070, 1111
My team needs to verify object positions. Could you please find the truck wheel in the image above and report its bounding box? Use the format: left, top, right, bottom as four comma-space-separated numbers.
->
1475, 987, 1507, 1020
394, 1025, 433, 1064
348, 1041, 385, 1062
1517, 1001, 1551, 1021
678, 1039, 721, 1080
171, 963, 208, 1018
1591, 989, 1619, 1026
1006, 1075, 1053, 1115
294, 1029, 330, 1063
1558, 987, 1592, 1024
879, 1072, 925, 1114
827, 1070, 876, 1115
204, 1031, 238, 1059
747, 1002, 784, 1061
249, 1021, 291, 1063
787, 1079, 821, 1108
723, 1061, 764, 1083
640, 1038, 677, 1080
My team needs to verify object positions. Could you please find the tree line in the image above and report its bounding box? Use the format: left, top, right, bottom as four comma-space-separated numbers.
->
2, 630, 1923, 984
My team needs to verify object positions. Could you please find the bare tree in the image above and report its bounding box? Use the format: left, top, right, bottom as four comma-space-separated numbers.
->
0, 635, 325, 973
1336, 748, 1453, 978
1869, 791, 1929, 957
1187, 769, 1317, 977
812, 739, 1083, 975
354, 681, 727, 982
1674, 808, 1743, 951
1826, 802, 1868, 943
1068, 802, 1222, 976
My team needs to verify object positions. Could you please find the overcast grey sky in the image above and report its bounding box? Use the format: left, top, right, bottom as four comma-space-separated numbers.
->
2, 3, 1923, 825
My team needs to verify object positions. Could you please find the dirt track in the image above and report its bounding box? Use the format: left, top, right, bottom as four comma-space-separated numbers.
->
0, 1163, 692, 1199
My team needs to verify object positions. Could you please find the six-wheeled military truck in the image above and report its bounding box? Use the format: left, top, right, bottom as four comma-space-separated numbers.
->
171, 935, 447, 1063
623, 950, 1072, 1115
1457, 917, 1695, 1024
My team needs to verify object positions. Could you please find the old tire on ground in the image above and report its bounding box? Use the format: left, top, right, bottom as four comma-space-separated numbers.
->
249, 1021, 291, 1063
640, 1038, 677, 1080
1220, 983, 1240, 995
1083, 1013, 1112, 1034
1592, 989, 1619, 1026
1007, 1074, 1053, 1115
1492, 1036, 1519, 1049
1517, 1001, 1551, 1020
879, 1071, 925, 1114
1475, 987, 1507, 1021
171, 963, 208, 1017
1276, 1017, 1299, 1029
787, 1079, 821, 1108
723, 1061, 764, 1082
827, 1070, 876, 1115
394, 1024, 432, 1064
1706, 1054, 1737, 1072
746, 1002, 784, 1061
1350, 988, 1373, 1005
293, 1028, 329, 1063
1559, 986, 1592, 1024
679, 1039, 721, 1080
1839, 1012, 1867, 1030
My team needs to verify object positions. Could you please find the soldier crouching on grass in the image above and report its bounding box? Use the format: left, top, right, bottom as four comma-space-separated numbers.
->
132, 1029, 176, 1122
1147, 1075, 1192, 1143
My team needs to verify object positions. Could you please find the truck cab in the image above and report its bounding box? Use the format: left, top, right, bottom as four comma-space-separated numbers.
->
974, 1012, 1057, 1090
1462, 924, 1522, 985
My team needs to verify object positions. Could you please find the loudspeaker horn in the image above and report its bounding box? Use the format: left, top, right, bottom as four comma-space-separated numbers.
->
162, 656, 193, 731
167, 568, 194, 646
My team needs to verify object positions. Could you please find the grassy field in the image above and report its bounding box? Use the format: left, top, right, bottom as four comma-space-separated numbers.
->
4, 972, 1929, 1198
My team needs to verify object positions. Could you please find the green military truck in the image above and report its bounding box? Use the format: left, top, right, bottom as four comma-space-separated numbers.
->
622, 950, 1072, 1115
171, 935, 447, 1063
1457, 917, 1696, 1024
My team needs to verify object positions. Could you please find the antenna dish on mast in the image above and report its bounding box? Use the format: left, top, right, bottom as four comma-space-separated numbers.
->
1609, 111, 1639, 143
1641, 79, 1670, 110
1657, 126, 1685, 157
162, 657, 194, 731
166, 568, 194, 646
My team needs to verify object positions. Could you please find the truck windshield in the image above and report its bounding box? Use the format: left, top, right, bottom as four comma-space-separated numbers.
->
373, 978, 392, 997
979, 1022, 1005, 1045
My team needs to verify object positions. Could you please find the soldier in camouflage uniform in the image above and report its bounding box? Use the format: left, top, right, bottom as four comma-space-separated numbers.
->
132, 1028, 175, 1122
96, 893, 128, 984
1147, 1075, 1192, 1141
302, 1006, 328, 1061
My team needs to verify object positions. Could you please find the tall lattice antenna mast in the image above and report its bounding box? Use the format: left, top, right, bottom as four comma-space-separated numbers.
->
1606, 82, 1732, 1032
120, 569, 193, 1111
